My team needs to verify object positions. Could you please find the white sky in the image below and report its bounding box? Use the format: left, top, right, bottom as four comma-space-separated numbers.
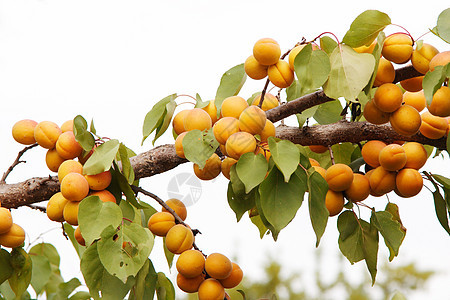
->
1, 1, 450, 299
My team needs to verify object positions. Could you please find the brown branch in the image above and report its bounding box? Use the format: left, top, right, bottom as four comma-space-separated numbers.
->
1, 144, 38, 183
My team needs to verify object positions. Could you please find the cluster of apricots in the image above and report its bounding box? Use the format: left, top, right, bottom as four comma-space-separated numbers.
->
173, 93, 279, 181
147, 199, 242, 299
0, 204, 25, 249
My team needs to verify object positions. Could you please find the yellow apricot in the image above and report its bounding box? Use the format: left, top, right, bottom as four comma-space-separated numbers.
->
309, 145, 328, 153
244, 55, 268, 80
174, 131, 188, 159
0, 208, 13, 234
34, 121, 62, 149
212, 117, 240, 145
373, 58, 395, 87
147, 212, 176, 237
251, 93, 279, 111
361, 140, 387, 168
205, 253, 233, 280
60, 172, 90, 202
46, 192, 70, 222
344, 173, 370, 202
363, 99, 390, 125
373, 83, 403, 113
60, 119, 74, 133
183, 108, 212, 132
419, 111, 449, 139
369, 166, 396, 196
221, 157, 237, 180
260, 120, 276, 142
309, 158, 320, 167
176, 249, 206, 278
219, 144, 228, 156
225, 132, 257, 160
253, 38, 281, 66
198, 278, 225, 300
396, 168, 423, 198
172, 109, 190, 135
162, 199, 187, 221
288, 44, 319, 70
411, 43, 439, 74
313, 166, 326, 178
12, 119, 38, 145
353, 40, 376, 54
74, 226, 86, 246
403, 90, 426, 112
239, 105, 267, 135
378, 144, 407, 171
85, 170, 112, 191
389, 104, 422, 136
382, 33, 413, 64
402, 142, 428, 170
202, 100, 218, 124
427, 86, 450, 117
56, 131, 83, 159
268, 60, 294, 88
194, 153, 222, 181
58, 159, 83, 182
400, 76, 424, 93
429, 50, 450, 71
325, 190, 344, 217
325, 164, 354, 192
0, 223, 25, 248
165, 224, 194, 254
45, 148, 66, 172
89, 190, 116, 203
63, 200, 80, 226
177, 273, 205, 293
219, 262, 243, 288
220, 96, 249, 119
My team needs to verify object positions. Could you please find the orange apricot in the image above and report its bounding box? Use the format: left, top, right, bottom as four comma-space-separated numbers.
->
402, 142, 428, 170
389, 104, 422, 136
373, 58, 395, 87
202, 100, 218, 124
253, 38, 281, 66
268, 60, 294, 88
45, 148, 66, 172
165, 224, 194, 254
219, 144, 228, 156
344, 173, 370, 202
63, 201, 80, 226
12, 119, 38, 145
46, 192, 70, 222
205, 253, 233, 280
0, 223, 25, 248
378, 144, 407, 171
369, 166, 396, 196
353, 40, 376, 54
89, 190, 116, 203
194, 153, 222, 181
174, 131, 188, 159
147, 212, 176, 237
60, 119, 74, 132
58, 159, 83, 182
244, 55, 268, 80
220, 96, 249, 119
60, 172, 90, 202
396, 168, 423, 198
85, 170, 112, 190
221, 157, 237, 180
400, 76, 424, 93
361, 140, 387, 168
162, 199, 187, 221
183, 108, 212, 132
309, 145, 328, 153
74, 226, 86, 246
403, 90, 426, 112
0, 208, 13, 234
172, 109, 190, 135
212, 117, 240, 145
325, 163, 354, 192
34, 121, 62, 149
225, 132, 257, 160
176, 249, 206, 278
219, 262, 243, 288
382, 33, 413, 64
251, 93, 279, 111
419, 111, 449, 139
411, 43, 439, 74
309, 158, 320, 167
429, 50, 450, 71
363, 99, 390, 125
427, 86, 450, 117
177, 273, 205, 293
198, 278, 225, 300
373, 83, 403, 113
325, 190, 344, 217
259, 119, 276, 141
313, 166, 327, 178
56, 131, 83, 159
239, 105, 267, 135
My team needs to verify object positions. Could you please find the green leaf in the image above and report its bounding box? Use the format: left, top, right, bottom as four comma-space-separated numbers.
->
215, 64, 246, 116
73, 115, 95, 151
296, 106, 318, 127
250, 215, 269, 239
313, 100, 343, 125
30, 255, 51, 296
320, 36, 338, 55
83, 139, 120, 175
163, 239, 175, 269
8, 248, 32, 299
436, 8, 450, 43
361, 220, 379, 285
370, 211, 405, 262
68, 291, 92, 300
423, 64, 449, 106
323, 45, 376, 101
331, 143, 357, 165
182, 129, 219, 169
433, 190, 450, 235
156, 272, 175, 300
236, 152, 268, 193
364, 31, 386, 96
432, 174, 450, 189
227, 179, 256, 222
29, 243, 60, 267
285, 80, 301, 101
391, 291, 407, 300
0, 249, 13, 285
142, 94, 177, 144
338, 211, 364, 263
63, 223, 85, 259
130, 259, 157, 300
342, 10, 391, 47
55, 278, 81, 300
194, 94, 209, 109
78, 195, 123, 245
153, 100, 177, 145
307, 170, 329, 246
268, 137, 300, 182
117, 143, 135, 185
111, 164, 145, 209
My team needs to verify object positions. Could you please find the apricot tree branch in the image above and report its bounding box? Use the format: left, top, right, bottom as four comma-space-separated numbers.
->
1, 144, 38, 183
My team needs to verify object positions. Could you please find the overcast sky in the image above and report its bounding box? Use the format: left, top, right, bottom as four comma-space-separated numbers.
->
1, 1, 449, 299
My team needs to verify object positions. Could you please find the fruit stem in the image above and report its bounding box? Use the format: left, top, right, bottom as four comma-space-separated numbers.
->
258, 78, 271, 109
1, 143, 38, 183
328, 146, 335, 165
312, 32, 340, 45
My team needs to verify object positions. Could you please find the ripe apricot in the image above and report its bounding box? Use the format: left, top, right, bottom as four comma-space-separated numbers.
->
325, 190, 344, 217
382, 33, 413, 64
325, 163, 354, 192
63, 201, 80, 226
219, 262, 243, 288
45, 148, 66, 172
74, 226, 86, 246
202, 100, 218, 124
162, 198, 187, 221
353, 40, 376, 54
220, 96, 249, 119
313, 166, 326, 178
198, 278, 225, 300
58, 160, 83, 182
219, 144, 228, 156
212, 117, 240, 145
165, 224, 194, 254
221, 157, 237, 180
225, 132, 257, 160
85, 170, 112, 190
0, 223, 25, 248
361, 140, 387, 168
89, 190, 116, 203
183, 108, 212, 132
378, 144, 407, 171
369, 166, 396, 196
403, 90, 426, 112
177, 273, 205, 293
396, 168, 423, 198
244, 55, 268, 80
205, 253, 233, 280
12, 119, 38, 145
429, 50, 450, 71
175, 131, 188, 159
251, 93, 279, 111
389, 104, 421, 136
239, 105, 267, 135
194, 153, 222, 181
344, 173, 370, 202
373, 83, 403, 113
60, 119, 74, 132
176, 249, 205, 278
411, 43, 439, 74
253, 38, 281, 66
309, 145, 328, 153
427, 86, 450, 117
147, 212, 176, 237
363, 99, 390, 125
0, 208, 13, 234
34, 121, 62, 149
172, 109, 189, 135
268, 60, 294, 88
373, 58, 395, 87
419, 111, 449, 139
402, 142, 428, 170
46, 192, 70, 222
309, 158, 320, 167
259, 120, 276, 142
61, 172, 90, 202
55, 131, 83, 159
400, 76, 424, 93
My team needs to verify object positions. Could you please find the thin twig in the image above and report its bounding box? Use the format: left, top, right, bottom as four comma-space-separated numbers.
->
61, 222, 69, 240
258, 78, 271, 109
328, 146, 335, 165
25, 204, 47, 213
1, 143, 38, 183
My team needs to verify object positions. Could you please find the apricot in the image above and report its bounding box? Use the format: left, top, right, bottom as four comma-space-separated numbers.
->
34, 121, 62, 149
45, 148, 66, 172
194, 153, 222, 181
344, 173, 370, 202
55, 131, 83, 159
219, 262, 243, 288
225, 132, 257, 160
400, 76, 424, 93
239, 105, 267, 135
205, 253, 233, 280
174, 131, 187, 159
176, 249, 205, 278
244, 55, 268, 80
373, 83, 403, 113
429, 50, 450, 71
219, 144, 228, 156
198, 278, 225, 300
313, 166, 326, 178
162, 198, 187, 221
403, 90, 426, 112
354, 40, 377, 54
147, 212, 176, 237
58, 159, 83, 182
361, 140, 387, 168
427, 86, 450, 117
396, 168, 423, 198
378, 144, 407, 171
419, 111, 449, 139
309, 145, 328, 153
202, 100, 218, 124
221, 157, 237, 180
325, 163, 354, 192
402, 142, 428, 170
251, 93, 279, 111
363, 99, 390, 125
369, 166, 396, 196
89, 190, 116, 203
85, 170, 112, 190
183, 108, 212, 132
177, 273, 205, 293
74, 226, 86, 246
63, 200, 80, 226
268, 60, 294, 88
60, 119, 74, 132
389, 104, 421, 136
12, 119, 38, 145
172, 109, 189, 135
220, 96, 249, 119
0, 223, 25, 248
0, 208, 13, 234
212, 117, 240, 145
60, 172, 90, 202
165, 224, 194, 254
253, 38, 281, 66
259, 120, 276, 142
309, 158, 320, 167
325, 190, 344, 217
382, 33, 413, 64
46, 192, 70, 222
411, 43, 439, 74
373, 58, 395, 87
